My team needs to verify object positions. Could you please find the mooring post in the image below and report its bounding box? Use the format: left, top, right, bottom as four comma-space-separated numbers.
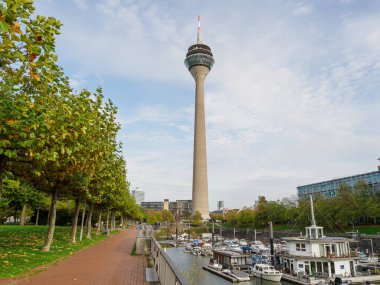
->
212, 221, 215, 248
269, 221, 274, 265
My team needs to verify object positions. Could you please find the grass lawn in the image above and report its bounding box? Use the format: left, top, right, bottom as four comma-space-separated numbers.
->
351, 225, 380, 235
0, 225, 111, 278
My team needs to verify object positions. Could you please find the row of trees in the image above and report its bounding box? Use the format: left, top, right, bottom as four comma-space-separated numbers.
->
211, 181, 379, 230
0, 0, 141, 251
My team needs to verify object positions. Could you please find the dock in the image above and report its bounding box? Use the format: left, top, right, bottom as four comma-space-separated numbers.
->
202, 266, 239, 282
282, 273, 380, 285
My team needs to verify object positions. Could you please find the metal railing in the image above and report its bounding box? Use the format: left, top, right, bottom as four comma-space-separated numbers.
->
151, 237, 190, 285
135, 225, 190, 285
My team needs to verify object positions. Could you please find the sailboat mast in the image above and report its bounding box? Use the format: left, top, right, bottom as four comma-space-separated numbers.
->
310, 195, 316, 226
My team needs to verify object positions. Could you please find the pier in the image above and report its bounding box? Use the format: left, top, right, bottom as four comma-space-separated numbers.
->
202, 266, 239, 282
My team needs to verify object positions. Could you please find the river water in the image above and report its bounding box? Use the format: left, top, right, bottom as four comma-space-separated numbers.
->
165, 246, 294, 285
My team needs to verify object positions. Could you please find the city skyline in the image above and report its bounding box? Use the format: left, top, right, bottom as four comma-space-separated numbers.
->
34, 1, 380, 209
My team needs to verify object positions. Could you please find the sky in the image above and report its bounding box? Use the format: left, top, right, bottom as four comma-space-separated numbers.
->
34, 0, 380, 210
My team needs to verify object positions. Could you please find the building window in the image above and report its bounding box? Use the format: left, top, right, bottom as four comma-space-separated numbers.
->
340, 265, 344, 269
296, 243, 306, 251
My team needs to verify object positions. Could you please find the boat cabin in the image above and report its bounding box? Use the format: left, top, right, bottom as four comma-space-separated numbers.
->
212, 250, 251, 269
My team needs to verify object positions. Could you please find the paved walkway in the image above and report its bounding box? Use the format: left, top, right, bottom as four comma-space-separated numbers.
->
1, 229, 149, 285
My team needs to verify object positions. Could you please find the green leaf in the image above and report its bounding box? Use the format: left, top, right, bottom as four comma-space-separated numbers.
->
22, 0, 35, 4
0, 19, 10, 33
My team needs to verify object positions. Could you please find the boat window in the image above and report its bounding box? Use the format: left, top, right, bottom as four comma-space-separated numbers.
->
323, 262, 329, 274
296, 243, 306, 251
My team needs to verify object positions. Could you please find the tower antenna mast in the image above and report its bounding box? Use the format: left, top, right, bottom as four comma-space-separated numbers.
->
197, 15, 202, 44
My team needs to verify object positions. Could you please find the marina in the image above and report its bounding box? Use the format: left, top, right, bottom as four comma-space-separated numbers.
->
165, 246, 294, 285
158, 196, 380, 285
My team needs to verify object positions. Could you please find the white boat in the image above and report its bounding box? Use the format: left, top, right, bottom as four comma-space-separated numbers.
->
208, 258, 223, 271
201, 243, 213, 256
228, 244, 243, 253
250, 264, 282, 282
251, 240, 270, 254
357, 252, 378, 263
192, 246, 201, 256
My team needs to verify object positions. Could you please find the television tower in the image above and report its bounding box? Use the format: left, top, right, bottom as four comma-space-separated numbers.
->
184, 16, 215, 218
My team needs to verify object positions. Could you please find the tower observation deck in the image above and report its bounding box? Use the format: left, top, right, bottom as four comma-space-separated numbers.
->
184, 16, 214, 219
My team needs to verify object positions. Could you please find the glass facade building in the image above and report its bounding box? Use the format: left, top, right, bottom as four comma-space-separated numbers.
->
297, 170, 380, 200
131, 189, 144, 205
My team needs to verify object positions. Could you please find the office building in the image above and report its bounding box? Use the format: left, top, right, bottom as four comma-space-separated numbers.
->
140, 201, 163, 211
298, 167, 380, 200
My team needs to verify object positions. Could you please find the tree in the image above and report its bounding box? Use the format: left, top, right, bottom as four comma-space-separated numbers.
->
191, 211, 202, 226
354, 180, 377, 224
254, 196, 268, 226
162, 209, 173, 223
0, 0, 69, 201
209, 213, 224, 222
335, 182, 358, 226
237, 208, 255, 227
224, 209, 238, 225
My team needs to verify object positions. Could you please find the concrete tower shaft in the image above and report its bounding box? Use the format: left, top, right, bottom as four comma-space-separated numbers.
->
184, 17, 214, 219
190, 65, 209, 218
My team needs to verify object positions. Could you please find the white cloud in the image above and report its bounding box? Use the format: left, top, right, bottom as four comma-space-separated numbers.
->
293, 4, 314, 15
34, 0, 380, 209
72, 0, 88, 10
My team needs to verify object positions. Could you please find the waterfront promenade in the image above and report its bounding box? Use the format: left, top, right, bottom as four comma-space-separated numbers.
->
0, 229, 148, 285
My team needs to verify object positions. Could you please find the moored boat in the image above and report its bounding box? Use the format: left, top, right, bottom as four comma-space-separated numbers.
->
201, 243, 213, 256
208, 258, 223, 271
250, 263, 282, 282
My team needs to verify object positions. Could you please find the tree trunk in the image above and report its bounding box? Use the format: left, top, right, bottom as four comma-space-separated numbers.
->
20, 204, 27, 226
42, 189, 59, 252
0, 156, 7, 201
14, 207, 18, 224
96, 209, 102, 235
35, 208, 40, 226
111, 210, 116, 231
70, 196, 81, 243
120, 216, 124, 228
86, 203, 93, 239
79, 201, 87, 242
47, 209, 51, 226
106, 211, 110, 230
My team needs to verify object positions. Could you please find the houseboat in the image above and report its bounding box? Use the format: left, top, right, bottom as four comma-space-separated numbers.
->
278, 196, 357, 279
203, 249, 251, 282
212, 249, 252, 269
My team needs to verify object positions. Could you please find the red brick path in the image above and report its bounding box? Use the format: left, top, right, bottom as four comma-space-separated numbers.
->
0, 229, 149, 285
